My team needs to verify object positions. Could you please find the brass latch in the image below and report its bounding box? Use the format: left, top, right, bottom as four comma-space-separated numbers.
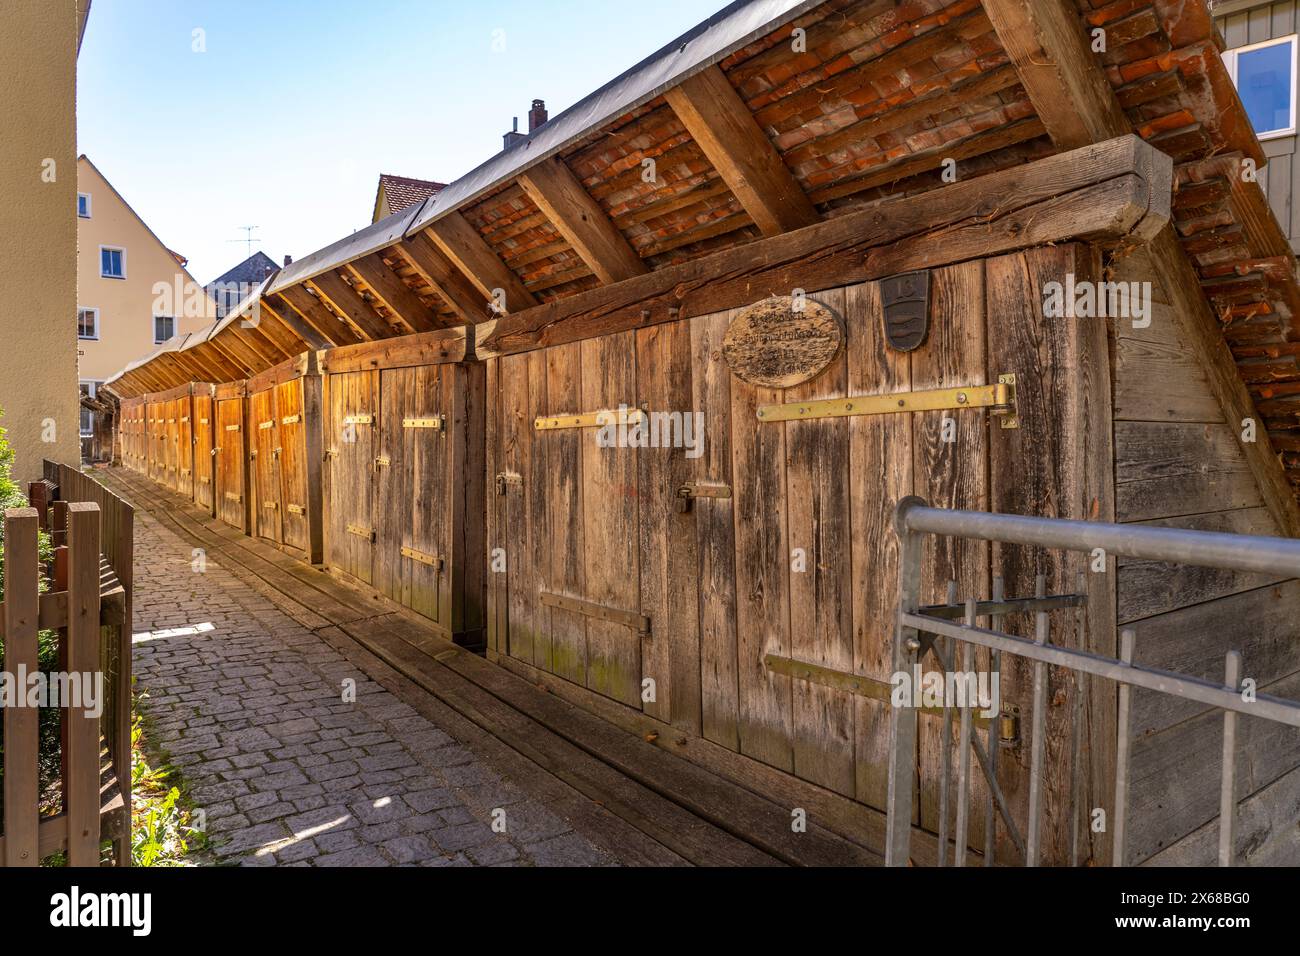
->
346, 524, 376, 542
281, 414, 301, 426
258, 419, 275, 430
226, 423, 241, 432
400, 545, 444, 570
343, 414, 374, 426
375, 455, 391, 467
264, 501, 279, 510
495, 472, 522, 495
273, 447, 282, 459
224, 492, 242, 503
211, 447, 220, 456
756, 374, 1019, 429
403, 416, 445, 430
999, 705, 1021, 748
675, 481, 732, 513
286, 503, 305, 515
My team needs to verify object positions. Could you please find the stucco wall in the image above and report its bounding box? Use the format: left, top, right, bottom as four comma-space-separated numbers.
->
0, 0, 82, 485
77, 157, 215, 382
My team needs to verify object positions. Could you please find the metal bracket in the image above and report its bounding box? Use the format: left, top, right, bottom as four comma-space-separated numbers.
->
346, 524, 376, 543
225, 423, 241, 432
263, 501, 279, 510
540, 590, 650, 638
534, 407, 645, 431
675, 481, 732, 513
258, 420, 275, 430
495, 472, 522, 495
756, 375, 1019, 428
343, 414, 374, 426
281, 414, 301, 426
286, 504, 305, 516
375, 455, 391, 467
403, 416, 445, 431
401, 545, 444, 570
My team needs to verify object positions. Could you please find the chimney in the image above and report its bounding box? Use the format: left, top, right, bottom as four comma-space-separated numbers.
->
528, 99, 548, 132
503, 116, 526, 150
283, 255, 293, 267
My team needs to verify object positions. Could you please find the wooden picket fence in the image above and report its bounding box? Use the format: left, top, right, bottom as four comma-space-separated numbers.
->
0, 462, 133, 866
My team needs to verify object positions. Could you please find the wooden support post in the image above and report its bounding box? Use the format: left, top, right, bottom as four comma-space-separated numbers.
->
2, 509, 40, 866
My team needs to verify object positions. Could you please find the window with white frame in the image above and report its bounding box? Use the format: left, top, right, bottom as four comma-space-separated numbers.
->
100, 245, 126, 279
77, 193, 92, 218
77, 307, 99, 340
154, 314, 175, 344
1224, 35, 1298, 139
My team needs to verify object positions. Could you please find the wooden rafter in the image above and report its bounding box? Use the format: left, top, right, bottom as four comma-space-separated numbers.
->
306, 271, 394, 341
259, 296, 330, 351
424, 212, 537, 314
343, 255, 438, 333
664, 64, 819, 237
276, 286, 363, 347
247, 304, 314, 356
980, 0, 1300, 539
392, 235, 487, 325
518, 156, 648, 284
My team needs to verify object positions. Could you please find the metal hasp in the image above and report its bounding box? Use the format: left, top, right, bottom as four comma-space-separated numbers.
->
403, 416, 445, 430
539, 590, 650, 638
495, 472, 522, 496
675, 481, 731, 513
884, 497, 1300, 869
756, 374, 1018, 428
400, 545, 444, 570
534, 407, 645, 430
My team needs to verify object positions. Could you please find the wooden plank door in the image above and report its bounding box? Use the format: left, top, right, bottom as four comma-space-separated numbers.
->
275, 379, 311, 557
177, 396, 194, 497
215, 398, 247, 531
326, 370, 377, 585
250, 388, 282, 545
193, 395, 214, 513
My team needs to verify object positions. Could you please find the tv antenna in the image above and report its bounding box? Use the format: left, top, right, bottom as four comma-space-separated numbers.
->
228, 225, 260, 259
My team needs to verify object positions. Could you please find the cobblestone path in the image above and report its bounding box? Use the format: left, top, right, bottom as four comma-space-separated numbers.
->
131, 507, 618, 866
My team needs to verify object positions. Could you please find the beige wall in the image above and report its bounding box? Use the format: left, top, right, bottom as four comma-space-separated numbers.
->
77, 157, 215, 383
0, 0, 83, 485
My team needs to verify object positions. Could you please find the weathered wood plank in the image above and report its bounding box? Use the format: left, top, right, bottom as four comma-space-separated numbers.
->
2, 509, 39, 866
1116, 421, 1263, 521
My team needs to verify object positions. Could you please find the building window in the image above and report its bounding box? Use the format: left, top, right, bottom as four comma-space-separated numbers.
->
79, 381, 100, 437
1225, 35, 1298, 139
77, 193, 92, 218
77, 307, 99, 340
100, 245, 126, 279
154, 315, 175, 344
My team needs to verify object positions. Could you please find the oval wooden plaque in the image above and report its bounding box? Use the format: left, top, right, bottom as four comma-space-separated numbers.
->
721, 297, 843, 389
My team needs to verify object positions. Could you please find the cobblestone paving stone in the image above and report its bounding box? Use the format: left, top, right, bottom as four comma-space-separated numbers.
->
131, 508, 619, 867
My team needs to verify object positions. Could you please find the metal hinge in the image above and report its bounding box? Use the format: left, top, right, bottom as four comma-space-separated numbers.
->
346, 524, 376, 543
403, 416, 445, 430
400, 545, 444, 570
375, 455, 391, 467
534, 406, 645, 431
225, 423, 241, 432
756, 374, 1019, 429
343, 414, 374, 426
224, 492, 242, 503
281, 414, 301, 426
675, 481, 732, 513
263, 501, 279, 510
495, 472, 522, 495
539, 590, 650, 638
286, 504, 305, 516
258, 419, 275, 430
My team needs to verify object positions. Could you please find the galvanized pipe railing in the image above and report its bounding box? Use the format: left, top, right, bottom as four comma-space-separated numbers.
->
886, 497, 1300, 869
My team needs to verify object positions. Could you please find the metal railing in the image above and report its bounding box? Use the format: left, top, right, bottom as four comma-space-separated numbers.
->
886, 497, 1300, 868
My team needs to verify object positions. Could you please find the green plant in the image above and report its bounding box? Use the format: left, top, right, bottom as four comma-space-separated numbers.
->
128, 710, 206, 866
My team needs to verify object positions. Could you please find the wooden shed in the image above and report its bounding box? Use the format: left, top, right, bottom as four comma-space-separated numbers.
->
100, 0, 1300, 867
319, 330, 485, 646
245, 352, 325, 563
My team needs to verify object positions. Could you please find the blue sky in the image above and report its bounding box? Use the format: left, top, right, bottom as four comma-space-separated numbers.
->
77, 0, 720, 283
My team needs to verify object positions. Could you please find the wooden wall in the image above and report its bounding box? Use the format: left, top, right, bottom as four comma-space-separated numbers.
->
193, 385, 216, 516
1110, 246, 1300, 865
214, 383, 249, 533
484, 243, 1114, 863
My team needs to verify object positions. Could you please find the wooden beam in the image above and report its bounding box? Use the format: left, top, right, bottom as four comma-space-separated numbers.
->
518, 156, 648, 284
306, 270, 395, 341
230, 320, 291, 365
206, 335, 257, 377
664, 64, 819, 237
394, 234, 488, 324
259, 295, 330, 351
343, 255, 438, 333
241, 305, 309, 357
424, 212, 537, 314
277, 285, 363, 347
980, 0, 1129, 149
477, 136, 1170, 359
